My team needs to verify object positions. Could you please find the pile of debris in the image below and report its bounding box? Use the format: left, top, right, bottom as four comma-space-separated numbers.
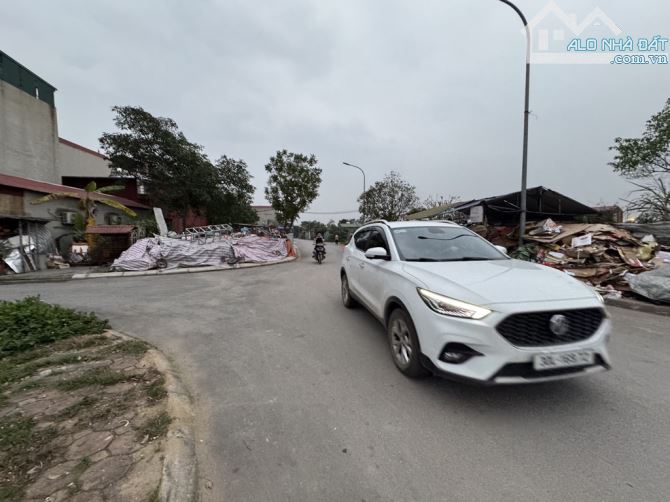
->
477, 219, 670, 302
111, 234, 293, 272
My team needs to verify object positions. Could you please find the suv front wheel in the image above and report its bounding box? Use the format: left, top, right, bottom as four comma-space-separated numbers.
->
387, 309, 429, 378
341, 273, 357, 309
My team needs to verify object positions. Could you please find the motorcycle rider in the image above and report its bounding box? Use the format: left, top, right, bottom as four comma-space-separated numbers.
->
313, 233, 326, 259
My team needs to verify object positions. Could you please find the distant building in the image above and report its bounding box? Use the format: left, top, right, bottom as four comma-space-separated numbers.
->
0, 172, 150, 256
0, 50, 60, 183
252, 205, 278, 226
57, 138, 111, 180
451, 186, 597, 225
406, 186, 597, 225
592, 205, 624, 223
0, 50, 113, 185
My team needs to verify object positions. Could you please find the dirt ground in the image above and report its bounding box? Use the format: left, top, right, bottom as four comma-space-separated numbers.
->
0, 332, 170, 501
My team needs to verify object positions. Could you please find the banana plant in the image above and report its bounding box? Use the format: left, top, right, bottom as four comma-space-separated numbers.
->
32, 181, 137, 228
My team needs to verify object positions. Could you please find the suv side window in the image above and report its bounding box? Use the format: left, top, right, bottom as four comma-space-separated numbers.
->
354, 230, 370, 251
367, 227, 389, 252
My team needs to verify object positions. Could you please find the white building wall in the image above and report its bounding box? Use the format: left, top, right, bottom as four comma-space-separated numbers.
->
0, 81, 60, 183
254, 207, 278, 225
57, 140, 111, 179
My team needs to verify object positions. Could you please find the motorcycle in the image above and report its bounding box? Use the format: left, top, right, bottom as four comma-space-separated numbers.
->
313, 243, 326, 264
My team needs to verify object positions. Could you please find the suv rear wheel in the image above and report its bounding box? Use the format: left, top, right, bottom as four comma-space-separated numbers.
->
387, 309, 429, 378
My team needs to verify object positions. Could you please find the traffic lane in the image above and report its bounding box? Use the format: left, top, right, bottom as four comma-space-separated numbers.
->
283, 240, 670, 501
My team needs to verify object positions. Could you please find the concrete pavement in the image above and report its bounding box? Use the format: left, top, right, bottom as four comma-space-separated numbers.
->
1, 240, 669, 501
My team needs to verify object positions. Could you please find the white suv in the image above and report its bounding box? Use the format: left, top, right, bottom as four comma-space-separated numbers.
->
340, 220, 611, 384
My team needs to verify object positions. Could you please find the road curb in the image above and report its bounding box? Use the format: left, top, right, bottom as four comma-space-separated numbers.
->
108, 330, 198, 502
0, 276, 72, 284
605, 297, 670, 317
71, 255, 297, 280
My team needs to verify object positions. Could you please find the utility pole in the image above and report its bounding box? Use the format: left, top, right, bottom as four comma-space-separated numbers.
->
498, 0, 530, 247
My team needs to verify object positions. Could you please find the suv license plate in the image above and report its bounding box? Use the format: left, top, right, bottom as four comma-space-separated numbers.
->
533, 351, 595, 371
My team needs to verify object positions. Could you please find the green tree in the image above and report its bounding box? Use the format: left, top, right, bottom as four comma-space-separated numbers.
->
264, 150, 322, 228
422, 194, 461, 209
207, 156, 257, 224
99, 106, 217, 230
298, 220, 328, 239
358, 171, 419, 221
610, 98, 670, 221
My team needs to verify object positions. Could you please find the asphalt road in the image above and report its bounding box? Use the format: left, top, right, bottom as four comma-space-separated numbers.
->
1, 240, 669, 501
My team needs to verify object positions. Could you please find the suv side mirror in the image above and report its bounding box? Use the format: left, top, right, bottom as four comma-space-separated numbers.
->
494, 245, 508, 255
365, 247, 389, 260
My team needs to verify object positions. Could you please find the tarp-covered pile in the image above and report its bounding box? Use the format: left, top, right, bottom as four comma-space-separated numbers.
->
111, 235, 290, 271
477, 219, 670, 302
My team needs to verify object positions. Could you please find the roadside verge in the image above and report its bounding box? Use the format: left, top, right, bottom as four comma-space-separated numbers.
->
109, 330, 198, 501
72, 255, 297, 280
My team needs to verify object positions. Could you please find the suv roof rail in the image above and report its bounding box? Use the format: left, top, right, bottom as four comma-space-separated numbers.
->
363, 219, 390, 226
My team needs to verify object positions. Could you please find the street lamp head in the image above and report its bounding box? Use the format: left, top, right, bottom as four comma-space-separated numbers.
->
342, 161, 366, 194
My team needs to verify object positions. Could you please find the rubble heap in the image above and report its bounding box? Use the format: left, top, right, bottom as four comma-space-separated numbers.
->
475, 219, 670, 301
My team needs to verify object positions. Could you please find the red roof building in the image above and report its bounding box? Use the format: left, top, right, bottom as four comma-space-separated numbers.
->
0, 172, 150, 209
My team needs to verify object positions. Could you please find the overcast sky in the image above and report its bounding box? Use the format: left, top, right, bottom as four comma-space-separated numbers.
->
2, 0, 668, 222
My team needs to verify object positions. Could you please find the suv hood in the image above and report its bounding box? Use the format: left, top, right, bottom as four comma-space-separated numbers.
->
402, 259, 596, 307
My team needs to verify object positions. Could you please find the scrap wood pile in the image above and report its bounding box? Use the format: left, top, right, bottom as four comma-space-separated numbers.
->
475, 219, 670, 303
111, 234, 293, 271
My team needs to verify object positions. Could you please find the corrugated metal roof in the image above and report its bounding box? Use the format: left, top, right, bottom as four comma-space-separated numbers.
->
405, 203, 459, 220
0, 172, 150, 209
85, 224, 135, 235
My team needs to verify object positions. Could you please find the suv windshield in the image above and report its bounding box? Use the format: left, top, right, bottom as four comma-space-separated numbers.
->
391, 226, 507, 262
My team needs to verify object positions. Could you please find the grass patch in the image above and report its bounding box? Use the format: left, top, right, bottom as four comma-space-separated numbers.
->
58, 396, 99, 419
67, 457, 92, 494
56, 368, 129, 391
0, 352, 92, 386
0, 485, 22, 502
87, 392, 134, 423
0, 297, 109, 357
0, 392, 7, 409
145, 370, 167, 402
0, 416, 58, 501
62, 457, 91, 495
0, 416, 36, 450
73, 456, 91, 475
51, 334, 112, 352
147, 485, 160, 502
100, 339, 149, 356
16, 380, 45, 392
137, 411, 171, 441
2, 347, 49, 365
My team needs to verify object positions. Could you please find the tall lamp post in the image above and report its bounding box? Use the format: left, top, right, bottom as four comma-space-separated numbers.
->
498, 0, 530, 248
342, 162, 366, 195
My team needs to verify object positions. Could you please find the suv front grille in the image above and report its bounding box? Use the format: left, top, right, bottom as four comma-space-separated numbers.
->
496, 308, 604, 347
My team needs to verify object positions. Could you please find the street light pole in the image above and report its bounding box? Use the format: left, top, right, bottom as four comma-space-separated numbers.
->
342, 162, 366, 194
498, 0, 530, 248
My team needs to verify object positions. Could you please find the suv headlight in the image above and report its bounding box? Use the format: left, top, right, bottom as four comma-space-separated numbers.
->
417, 288, 491, 320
